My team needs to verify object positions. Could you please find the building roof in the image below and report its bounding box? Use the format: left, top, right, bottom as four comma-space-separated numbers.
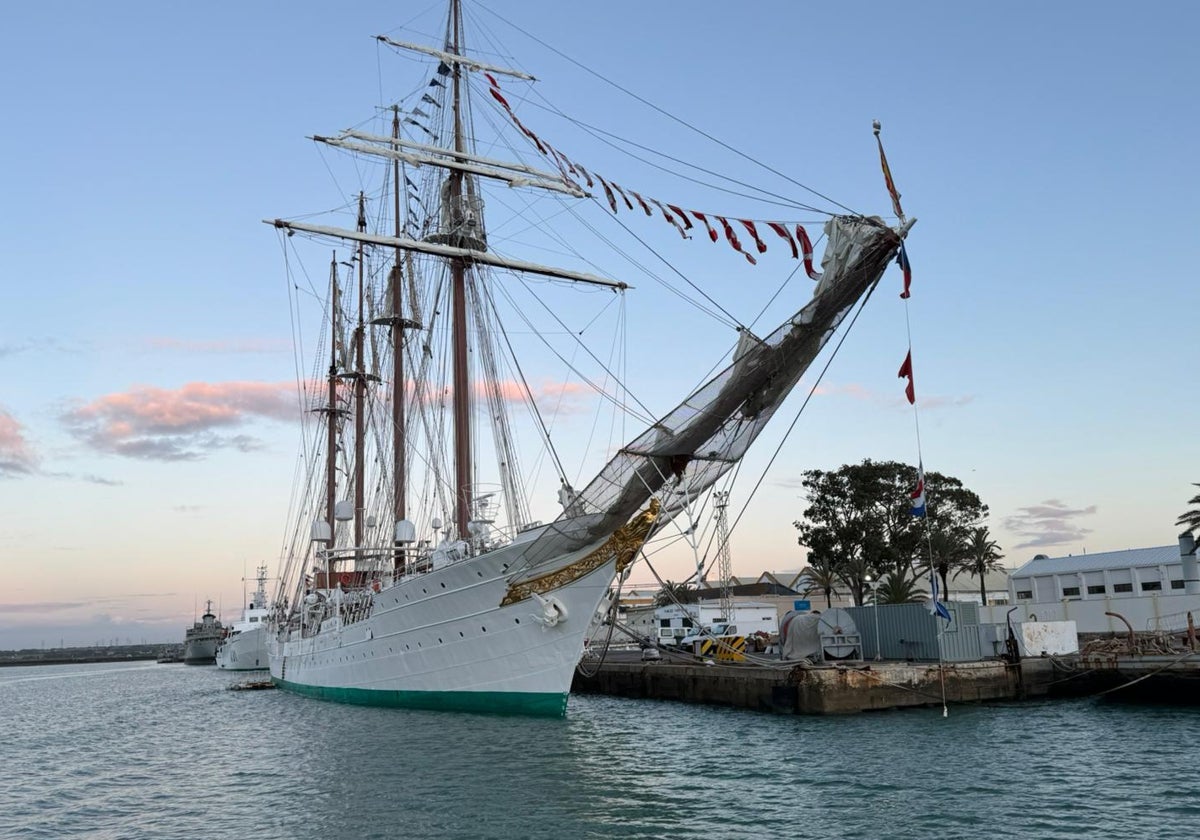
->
696, 581, 799, 599
1010, 545, 1179, 578
947, 569, 1012, 592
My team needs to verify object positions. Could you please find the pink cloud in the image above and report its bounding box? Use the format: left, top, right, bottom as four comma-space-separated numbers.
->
472, 379, 593, 414
0, 409, 38, 476
1004, 499, 1098, 549
61, 381, 297, 461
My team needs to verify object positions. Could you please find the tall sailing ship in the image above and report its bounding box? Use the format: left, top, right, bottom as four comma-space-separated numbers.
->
265, 0, 912, 716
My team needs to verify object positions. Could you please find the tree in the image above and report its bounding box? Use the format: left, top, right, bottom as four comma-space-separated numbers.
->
874, 572, 923, 605
1177, 484, 1200, 535
956, 526, 1005, 605
652, 581, 697, 607
923, 526, 967, 598
794, 459, 988, 604
800, 558, 841, 609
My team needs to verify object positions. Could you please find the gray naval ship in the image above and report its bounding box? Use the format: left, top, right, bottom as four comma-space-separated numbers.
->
183, 600, 225, 665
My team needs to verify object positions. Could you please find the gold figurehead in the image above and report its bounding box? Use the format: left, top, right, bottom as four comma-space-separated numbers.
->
499, 498, 661, 607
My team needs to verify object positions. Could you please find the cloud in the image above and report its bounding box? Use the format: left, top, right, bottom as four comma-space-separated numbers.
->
464, 379, 593, 415
0, 409, 38, 477
770, 476, 809, 490
81, 474, 123, 486
0, 338, 79, 359
0, 601, 88, 614
1004, 499, 1098, 550
146, 337, 291, 354
61, 381, 296, 461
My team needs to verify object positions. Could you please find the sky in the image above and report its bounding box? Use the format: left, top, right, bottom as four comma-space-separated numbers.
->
1, 1, 1197, 649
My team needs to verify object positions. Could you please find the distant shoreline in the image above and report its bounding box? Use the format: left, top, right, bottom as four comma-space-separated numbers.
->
0, 655, 163, 668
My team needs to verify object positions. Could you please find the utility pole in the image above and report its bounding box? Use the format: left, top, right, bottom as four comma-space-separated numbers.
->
714, 491, 733, 623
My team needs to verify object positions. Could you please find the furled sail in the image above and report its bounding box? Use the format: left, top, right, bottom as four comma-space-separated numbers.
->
513, 215, 903, 572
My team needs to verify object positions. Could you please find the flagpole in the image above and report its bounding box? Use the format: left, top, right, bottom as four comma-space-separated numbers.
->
881, 121, 948, 716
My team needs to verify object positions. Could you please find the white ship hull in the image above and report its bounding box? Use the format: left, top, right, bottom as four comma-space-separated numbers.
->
216, 626, 269, 671
269, 532, 617, 716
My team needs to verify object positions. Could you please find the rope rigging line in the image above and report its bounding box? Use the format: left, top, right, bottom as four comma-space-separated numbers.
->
898, 245, 946, 716
474, 4, 863, 218
587, 195, 745, 329
465, 98, 745, 331
490, 277, 657, 426
472, 69, 840, 270
568, 204, 738, 327
478, 281, 571, 487
516, 95, 832, 216
703, 279, 883, 585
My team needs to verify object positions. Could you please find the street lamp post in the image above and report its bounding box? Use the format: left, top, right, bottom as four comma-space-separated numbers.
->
867, 576, 882, 661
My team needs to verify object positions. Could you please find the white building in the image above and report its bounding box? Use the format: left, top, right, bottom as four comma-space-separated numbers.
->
980, 536, 1200, 634
621, 600, 779, 646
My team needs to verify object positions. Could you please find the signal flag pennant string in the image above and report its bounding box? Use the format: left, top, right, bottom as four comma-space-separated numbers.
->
478, 71, 839, 269
897, 350, 915, 405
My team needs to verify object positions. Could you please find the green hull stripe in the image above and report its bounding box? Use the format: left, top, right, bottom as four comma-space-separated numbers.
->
273, 677, 568, 717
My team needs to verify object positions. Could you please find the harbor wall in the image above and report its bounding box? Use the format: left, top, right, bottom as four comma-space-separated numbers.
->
572, 659, 1058, 714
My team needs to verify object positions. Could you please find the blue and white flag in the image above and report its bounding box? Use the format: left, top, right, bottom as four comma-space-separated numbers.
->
929, 572, 952, 623
910, 464, 927, 517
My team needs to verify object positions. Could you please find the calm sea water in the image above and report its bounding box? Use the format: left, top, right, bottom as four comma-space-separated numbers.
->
1, 661, 1197, 839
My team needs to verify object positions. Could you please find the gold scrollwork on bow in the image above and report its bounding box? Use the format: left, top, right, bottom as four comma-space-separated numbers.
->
500, 498, 660, 607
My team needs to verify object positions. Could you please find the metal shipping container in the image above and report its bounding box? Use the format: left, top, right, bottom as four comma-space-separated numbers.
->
845, 602, 983, 663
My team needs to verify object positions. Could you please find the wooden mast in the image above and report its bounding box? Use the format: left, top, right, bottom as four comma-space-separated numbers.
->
449, 0, 472, 541
391, 106, 408, 569
353, 193, 367, 557
322, 253, 339, 578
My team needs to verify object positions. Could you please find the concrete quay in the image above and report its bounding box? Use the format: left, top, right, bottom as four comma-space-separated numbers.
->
572, 655, 1097, 714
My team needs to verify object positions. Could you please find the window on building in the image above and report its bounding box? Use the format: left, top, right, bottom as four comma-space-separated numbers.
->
659, 619, 670, 627
1171, 580, 1185, 590
1113, 582, 1133, 593
1062, 586, 1080, 597
1141, 581, 1162, 592
1016, 590, 1033, 600
1086, 585, 1106, 595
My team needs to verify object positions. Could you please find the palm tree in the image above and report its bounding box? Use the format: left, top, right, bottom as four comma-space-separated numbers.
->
956, 526, 1005, 605
874, 572, 923, 604
800, 561, 841, 609
652, 581, 697, 607
1177, 484, 1200, 535
924, 527, 966, 596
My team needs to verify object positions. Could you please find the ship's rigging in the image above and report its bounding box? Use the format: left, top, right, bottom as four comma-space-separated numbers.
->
264, 0, 909, 717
